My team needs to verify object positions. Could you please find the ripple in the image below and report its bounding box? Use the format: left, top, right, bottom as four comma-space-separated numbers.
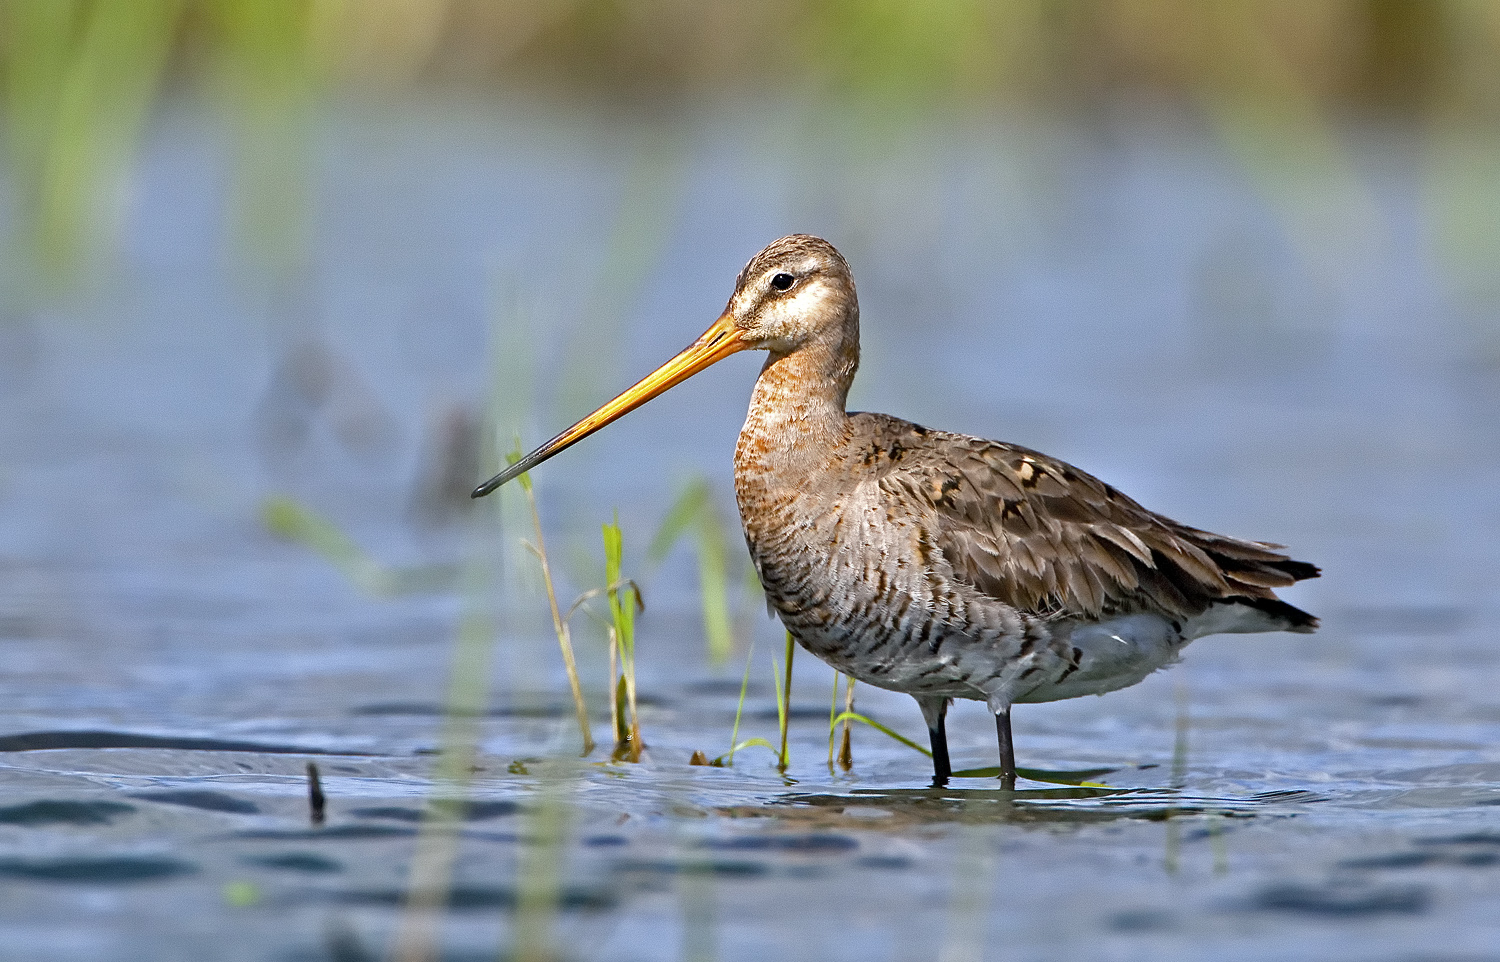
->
0, 800, 136, 826
129, 790, 261, 814
1250, 881, 1431, 916
0, 855, 196, 884
0, 730, 359, 755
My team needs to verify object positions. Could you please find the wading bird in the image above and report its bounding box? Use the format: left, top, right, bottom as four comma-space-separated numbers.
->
474, 235, 1318, 786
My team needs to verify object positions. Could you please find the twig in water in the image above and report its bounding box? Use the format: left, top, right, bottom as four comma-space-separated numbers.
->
825, 672, 858, 771
306, 762, 326, 825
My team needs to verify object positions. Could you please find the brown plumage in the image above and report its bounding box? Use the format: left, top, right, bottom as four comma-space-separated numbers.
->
475, 234, 1319, 785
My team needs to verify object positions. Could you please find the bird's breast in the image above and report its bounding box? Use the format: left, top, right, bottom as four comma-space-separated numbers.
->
733, 436, 1046, 699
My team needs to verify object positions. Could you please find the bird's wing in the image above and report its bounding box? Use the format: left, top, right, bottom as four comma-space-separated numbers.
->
869, 422, 1317, 621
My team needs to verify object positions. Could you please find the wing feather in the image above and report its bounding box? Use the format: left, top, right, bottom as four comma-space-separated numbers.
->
864, 419, 1318, 622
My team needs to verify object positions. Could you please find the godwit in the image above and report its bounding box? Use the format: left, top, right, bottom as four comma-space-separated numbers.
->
474, 235, 1319, 785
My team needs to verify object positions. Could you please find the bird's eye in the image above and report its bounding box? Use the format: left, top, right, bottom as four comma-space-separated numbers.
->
770, 272, 795, 292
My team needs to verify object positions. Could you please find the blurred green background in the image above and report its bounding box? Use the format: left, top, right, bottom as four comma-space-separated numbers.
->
4, 0, 1498, 300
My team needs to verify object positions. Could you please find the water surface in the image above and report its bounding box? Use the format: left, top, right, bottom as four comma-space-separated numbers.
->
2, 99, 1498, 961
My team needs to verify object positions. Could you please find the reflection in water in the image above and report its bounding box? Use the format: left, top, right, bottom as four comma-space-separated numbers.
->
255, 338, 402, 474
724, 783, 1291, 832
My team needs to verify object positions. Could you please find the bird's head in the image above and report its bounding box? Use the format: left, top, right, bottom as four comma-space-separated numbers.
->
471, 234, 855, 498
723, 234, 858, 355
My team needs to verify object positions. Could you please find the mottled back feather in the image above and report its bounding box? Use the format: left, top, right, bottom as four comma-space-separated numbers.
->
857, 413, 1319, 628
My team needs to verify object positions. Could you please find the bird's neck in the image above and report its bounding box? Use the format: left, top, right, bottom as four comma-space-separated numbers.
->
735, 328, 858, 482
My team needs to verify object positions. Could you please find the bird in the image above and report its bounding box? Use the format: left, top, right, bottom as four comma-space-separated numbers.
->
473, 234, 1319, 786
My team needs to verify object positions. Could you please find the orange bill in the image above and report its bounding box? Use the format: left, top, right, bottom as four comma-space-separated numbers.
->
472, 312, 750, 498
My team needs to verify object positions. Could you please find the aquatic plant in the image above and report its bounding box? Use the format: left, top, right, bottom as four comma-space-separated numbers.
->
829, 708, 932, 760
775, 630, 795, 772
838, 677, 856, 769
510, 445, 593, 756
8, 0, 1498, 355
647, 476, 734, 664
602, 514, 644, 761
827, 673, 856, 771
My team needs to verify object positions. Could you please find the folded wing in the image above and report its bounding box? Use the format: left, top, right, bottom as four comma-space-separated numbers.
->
875, 427, 1318, 629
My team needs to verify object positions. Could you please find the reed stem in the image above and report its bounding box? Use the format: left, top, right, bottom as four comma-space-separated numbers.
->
778, 630, 795, 772
516, 452, 593, 755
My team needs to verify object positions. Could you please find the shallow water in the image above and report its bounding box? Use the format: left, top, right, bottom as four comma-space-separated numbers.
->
2, 98, 1499, 960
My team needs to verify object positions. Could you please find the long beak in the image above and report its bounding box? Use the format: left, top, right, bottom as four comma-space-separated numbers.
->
472, 312, 751, 498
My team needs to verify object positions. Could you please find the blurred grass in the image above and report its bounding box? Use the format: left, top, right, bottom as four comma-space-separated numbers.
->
391, 504, 504, 962
262, 495, 460, 594
647, 477, 734, 665
3, 0, 1497, 319
3, 0, 183, 277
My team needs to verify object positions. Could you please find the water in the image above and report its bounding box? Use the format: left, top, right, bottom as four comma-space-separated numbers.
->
2, 97, 1499, 961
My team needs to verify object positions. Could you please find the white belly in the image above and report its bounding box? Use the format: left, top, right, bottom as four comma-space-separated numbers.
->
1013, 614, 1185, 704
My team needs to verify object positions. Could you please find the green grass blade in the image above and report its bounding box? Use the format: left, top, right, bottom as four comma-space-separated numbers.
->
261, 496, 390, 595
712, 737, 778, 766
778, 630, 795, 770
830, 711, 932, 758
602, 514, 634, 659
645, 478, 710, 565
613, 672, 630, 747
770, 656, 786, 741
602, 515, 641, 760
695, 515, 732, 663
262, 496, 460, 596
725, 637, 756, 765
645, 477, 734, 664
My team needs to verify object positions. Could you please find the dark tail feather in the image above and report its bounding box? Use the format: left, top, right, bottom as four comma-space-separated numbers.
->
1270, 558, 1321, 583
1239, 595, 1319, 633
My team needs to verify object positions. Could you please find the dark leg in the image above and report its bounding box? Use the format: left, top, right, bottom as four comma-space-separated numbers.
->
916, 696, 951, 786
995, 706, 1016, 788
928, 712, 952, 785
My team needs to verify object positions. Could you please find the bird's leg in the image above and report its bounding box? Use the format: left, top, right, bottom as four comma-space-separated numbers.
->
916, 696, 951, 786
929, 714, 952, 785
995, 706, 1016, 788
